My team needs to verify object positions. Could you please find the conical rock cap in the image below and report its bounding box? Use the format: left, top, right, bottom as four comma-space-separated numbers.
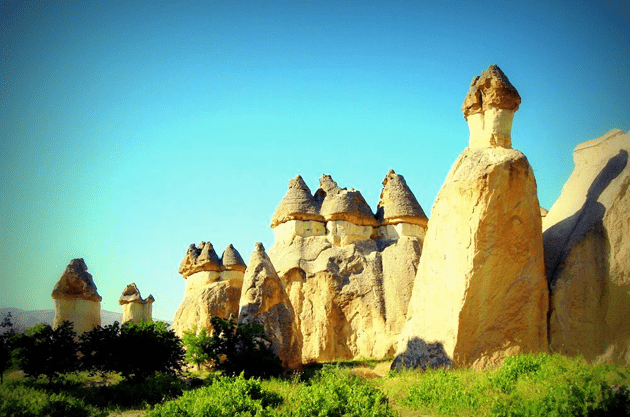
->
271, 175, 325, 227
376, 169, 428, 226
462, 65, 521, 120
315, 175, 377, 226
119, 282, 154, 305
51, 258, 102, 302
179, 241, 223, 277
221, 244, 247, 272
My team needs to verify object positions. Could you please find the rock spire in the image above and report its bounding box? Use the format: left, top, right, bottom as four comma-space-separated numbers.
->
315, 174, 377, 226
270, 175, 325, 228
221, 244, 247, 272
376, 169, 428, 227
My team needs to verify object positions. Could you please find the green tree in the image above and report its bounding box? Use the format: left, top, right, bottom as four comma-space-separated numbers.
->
182, 325, 211, 371
13, 321, 79, 383
115, 321, 185, 381
79, 321, 121, 379
206, 317, 283, 379
0, 313, 16, 384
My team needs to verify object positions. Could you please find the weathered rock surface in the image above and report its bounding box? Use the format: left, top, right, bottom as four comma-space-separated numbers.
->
269, 234, 422, 364
172, 242, 245, 337
267, 171, 427, 364
316, 175, 378, 227
393, 66, 548, 371
51, 258, 101, 334
543, 128, 630, 365
238, 243, 302, 370
271, 175, 325, 228
462, 65, 521, 149
119, 283, 154, 324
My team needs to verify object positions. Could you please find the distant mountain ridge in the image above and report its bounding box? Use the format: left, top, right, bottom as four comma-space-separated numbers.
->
0, 308, 170, 331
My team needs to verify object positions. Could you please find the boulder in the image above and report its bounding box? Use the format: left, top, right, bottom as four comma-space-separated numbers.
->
238, 243, 302, 370
393, 65, 548, 371
172, 242, 245, 337
119, 283, 154, 324
543, 128, 630, 365
51, 258, 101, 334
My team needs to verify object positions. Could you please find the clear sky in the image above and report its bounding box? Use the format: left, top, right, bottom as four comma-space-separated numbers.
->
1, 0, 629, 322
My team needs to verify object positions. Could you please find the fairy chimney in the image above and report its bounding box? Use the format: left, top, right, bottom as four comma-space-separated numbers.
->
315, 174, 377, 246
119, 283, 154, 324
51, 258, 101, 334
271, 175, 326, 243
375, 169, 428, 240
462, 65, 521, 148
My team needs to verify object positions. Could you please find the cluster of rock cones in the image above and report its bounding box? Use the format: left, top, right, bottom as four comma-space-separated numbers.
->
53, 65, 630, 371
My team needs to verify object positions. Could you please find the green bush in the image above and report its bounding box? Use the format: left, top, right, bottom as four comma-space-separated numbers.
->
79, 321, 185, 382
146, 373, 281, 417
182, 325, 211, 371
291, 365, 396, 417
12, 321, 79, 383
0, 381, 105, 417
490, 353, 550, 393
200, 317, 283, 379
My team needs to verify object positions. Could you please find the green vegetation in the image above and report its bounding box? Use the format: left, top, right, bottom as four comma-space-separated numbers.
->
182, 317, 283, 379
2, 311, 629, 417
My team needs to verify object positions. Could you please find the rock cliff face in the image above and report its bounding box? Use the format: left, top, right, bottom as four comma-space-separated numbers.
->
51, 258, 102, 334
393, 65, 548, 370
268, 171, 427, 363
171, 242, 246, 337
238, 243, 302, 370
119, 283, 154, 324
543, 128, 630, 365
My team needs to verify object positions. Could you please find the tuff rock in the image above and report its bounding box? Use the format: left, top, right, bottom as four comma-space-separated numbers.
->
238, 243, 302, 370
119, 283, 154, 324
393, 65, 548, 371
51, 258, 101, 334
543, 128, 630, 366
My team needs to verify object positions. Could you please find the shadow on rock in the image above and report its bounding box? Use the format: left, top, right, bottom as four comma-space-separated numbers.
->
390, 337, 452, 371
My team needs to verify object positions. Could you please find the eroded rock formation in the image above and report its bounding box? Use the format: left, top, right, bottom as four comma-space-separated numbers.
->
171, 242, 246, 337
119, 283, 154, 324
268, 171, 427, 363
51, 258, 101, 334
238, 242, 302, 370
393, 65, 548, 371
543, 128, 630, 365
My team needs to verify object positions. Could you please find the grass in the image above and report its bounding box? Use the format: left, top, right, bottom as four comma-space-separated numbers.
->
2, 353, 629, 416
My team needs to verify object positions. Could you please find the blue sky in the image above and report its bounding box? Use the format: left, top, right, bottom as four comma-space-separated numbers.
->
1, 0, 629, 322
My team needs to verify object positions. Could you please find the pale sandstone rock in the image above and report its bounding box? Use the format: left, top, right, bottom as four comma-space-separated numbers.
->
273, 220, 326, 244
51, 258, 101, 334
238, 242, 302, 370
393, 67, 547, 371
172, 242, 245, 337
269, 235, 422, 363
119, 283, 154, 324
271, 175, 326, 228
316, 175, 378, 227
376, 169, 428, 227
374, 223, 426, 240
543, 128, 630, 365
462, 65, 521, 148
178, 242, 222, 277
325, 220, 373, 247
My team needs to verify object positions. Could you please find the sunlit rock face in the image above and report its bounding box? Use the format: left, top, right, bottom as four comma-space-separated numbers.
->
393, 65, 548, 371
543, 128, 630, 366
238, 242, 302, 370
268, 171, 427, 364
171, 242, 246, 337
119, 283, 154, 324
51, 258, 102, 335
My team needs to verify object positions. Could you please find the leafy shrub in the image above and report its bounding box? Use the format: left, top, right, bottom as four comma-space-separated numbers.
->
292, 365, 396, 417
12, 321, 79, 383
0, 381, 105, 417
182, 325, 211, 371
146, 373, 281, 417
198, 317, 283, 379
79, 321, 185, 382
0, 312, 17, 383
